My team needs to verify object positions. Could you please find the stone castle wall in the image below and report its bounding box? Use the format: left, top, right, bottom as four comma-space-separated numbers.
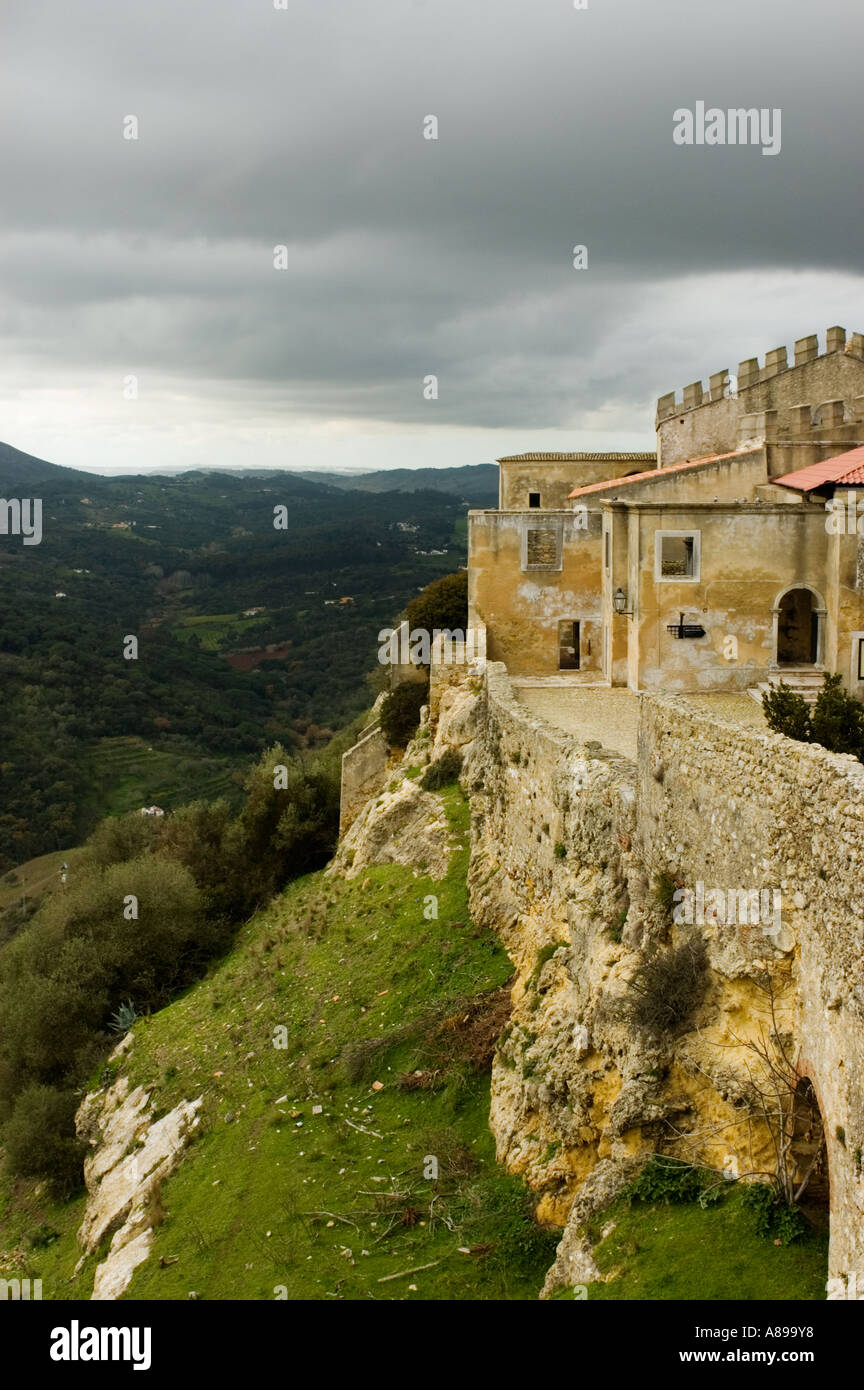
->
458, 662, 864, 1294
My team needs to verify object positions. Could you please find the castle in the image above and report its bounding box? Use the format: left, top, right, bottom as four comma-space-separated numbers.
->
469, 326, 864, 703
334, 328, 864, 1297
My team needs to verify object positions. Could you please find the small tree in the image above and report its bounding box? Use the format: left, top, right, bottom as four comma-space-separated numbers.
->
380, 680, 428, 749
3, 1084, 86, 1196
810, 672, 864, 760
406, 572, 468, 639
762, 682, 811, 743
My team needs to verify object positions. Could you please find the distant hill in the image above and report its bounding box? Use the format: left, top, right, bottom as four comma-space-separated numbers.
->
0, 440, 472, 869
294, 464, 499, 506
0, 440, 98, 491
0, 448, 499, 507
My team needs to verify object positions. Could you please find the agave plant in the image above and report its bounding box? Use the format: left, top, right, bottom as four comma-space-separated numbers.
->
108, 999, 139, 1034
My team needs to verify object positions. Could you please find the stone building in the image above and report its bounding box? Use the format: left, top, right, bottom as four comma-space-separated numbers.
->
469, 326, 864, 701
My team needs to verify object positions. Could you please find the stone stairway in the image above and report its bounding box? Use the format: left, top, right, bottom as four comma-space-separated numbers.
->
748, 667, 826, 707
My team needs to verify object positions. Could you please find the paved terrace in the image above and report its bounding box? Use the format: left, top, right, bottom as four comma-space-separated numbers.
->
510, 682, 767, 760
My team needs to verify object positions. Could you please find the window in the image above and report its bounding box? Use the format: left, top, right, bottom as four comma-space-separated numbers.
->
528, 491, 541, 508
655, 530, 700, 581
604, 528, 610, 572
522, 520, 563, 572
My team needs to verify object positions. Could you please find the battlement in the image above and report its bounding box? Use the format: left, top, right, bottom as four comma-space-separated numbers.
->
657, 326, 864, 422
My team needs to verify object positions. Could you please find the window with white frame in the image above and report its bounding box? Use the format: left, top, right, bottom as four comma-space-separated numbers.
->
655, 529, 700, 581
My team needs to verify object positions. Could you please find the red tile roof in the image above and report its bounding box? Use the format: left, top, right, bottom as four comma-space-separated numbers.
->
566, 447, 761, 499
772, 446, 864, 492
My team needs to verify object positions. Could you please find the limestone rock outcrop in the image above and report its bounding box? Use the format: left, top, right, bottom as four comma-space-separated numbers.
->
330, 771, 452, 881
75, 1038, 202, 1300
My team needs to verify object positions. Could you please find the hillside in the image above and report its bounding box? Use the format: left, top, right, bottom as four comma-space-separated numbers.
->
0, 729, 828, 1302
0, 443, 469, 869
0, 779, 558, 1301
294, 465, 499, 507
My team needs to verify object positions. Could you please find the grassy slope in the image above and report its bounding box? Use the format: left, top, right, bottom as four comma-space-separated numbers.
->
7, 784, 558, 1301
0, 782, 829, 1303
576, 1188, 828, 1301
545, 1187, 828, 1303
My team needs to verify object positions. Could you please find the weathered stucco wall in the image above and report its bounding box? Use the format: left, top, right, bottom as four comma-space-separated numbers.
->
339, 721, 389, 835
623, 503, 832, 692
458, 662, 864, 1296
499, 453, 656, 510
469, 510, 604, 676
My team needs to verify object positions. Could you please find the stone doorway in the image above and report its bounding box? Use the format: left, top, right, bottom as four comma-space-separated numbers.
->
790, 1077, 829, 1214
558, 620, 580, 671
776, 588, 819, 665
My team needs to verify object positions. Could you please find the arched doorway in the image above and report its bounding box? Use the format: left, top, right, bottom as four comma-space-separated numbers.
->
790, 1077, 830, 1217
774, 587, 824, 666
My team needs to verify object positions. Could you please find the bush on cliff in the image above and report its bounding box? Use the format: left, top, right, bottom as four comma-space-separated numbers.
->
380, 679, 429, 749
0, 738, 345, 1189
420, 748, 463, 790
624, 1155, 721, 1207
2, 1084, 86, 1197
626, 935, 709, 1040
406, 571, 468, 638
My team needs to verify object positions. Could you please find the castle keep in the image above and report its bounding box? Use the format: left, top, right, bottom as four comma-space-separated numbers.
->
469, 326, 864, 702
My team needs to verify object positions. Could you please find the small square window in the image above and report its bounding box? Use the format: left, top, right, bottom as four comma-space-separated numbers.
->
528, 492, 541, 509
655, 530, 700, 581
522, 521, 563, 571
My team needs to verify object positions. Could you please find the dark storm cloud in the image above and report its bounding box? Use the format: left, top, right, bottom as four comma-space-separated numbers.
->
1, 0, 863, 456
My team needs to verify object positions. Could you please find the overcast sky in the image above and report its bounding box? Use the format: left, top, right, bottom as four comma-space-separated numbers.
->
2, 0, 863, 474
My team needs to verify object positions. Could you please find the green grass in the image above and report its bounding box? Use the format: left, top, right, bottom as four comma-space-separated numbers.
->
3, 785, 557, 1301
547, 1185, 827, 1301
82, 736, 242, 820
172, 612, 268, 652
0, 781, 830, 1303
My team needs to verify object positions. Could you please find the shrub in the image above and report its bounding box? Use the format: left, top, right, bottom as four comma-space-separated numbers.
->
609, 909, 627, 943
380, 680, 428, 749
0, 855, 207, 1132
553, 842, 567, 859
80, 811, 162, 870
810, 673, 864, 759
763, 674, 864, 761
741, 1182, 807, 1243
762, 681, 812, 742
420, 748, 463, 790
624, 1155, 720, 1206
406, 572, 468, 641
652, 869, 680, 917
2, 1085, 86, 1196
626, 935, 708, 1040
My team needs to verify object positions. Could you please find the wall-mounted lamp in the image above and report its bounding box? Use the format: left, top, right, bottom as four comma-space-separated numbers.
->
612, 587, 633, 616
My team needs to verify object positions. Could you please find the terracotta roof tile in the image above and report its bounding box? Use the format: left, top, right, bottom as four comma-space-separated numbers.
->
566, 447, 761, 499
773, 446, 864, 492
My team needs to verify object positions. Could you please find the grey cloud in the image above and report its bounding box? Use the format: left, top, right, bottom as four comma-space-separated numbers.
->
1, 0, 863, 463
